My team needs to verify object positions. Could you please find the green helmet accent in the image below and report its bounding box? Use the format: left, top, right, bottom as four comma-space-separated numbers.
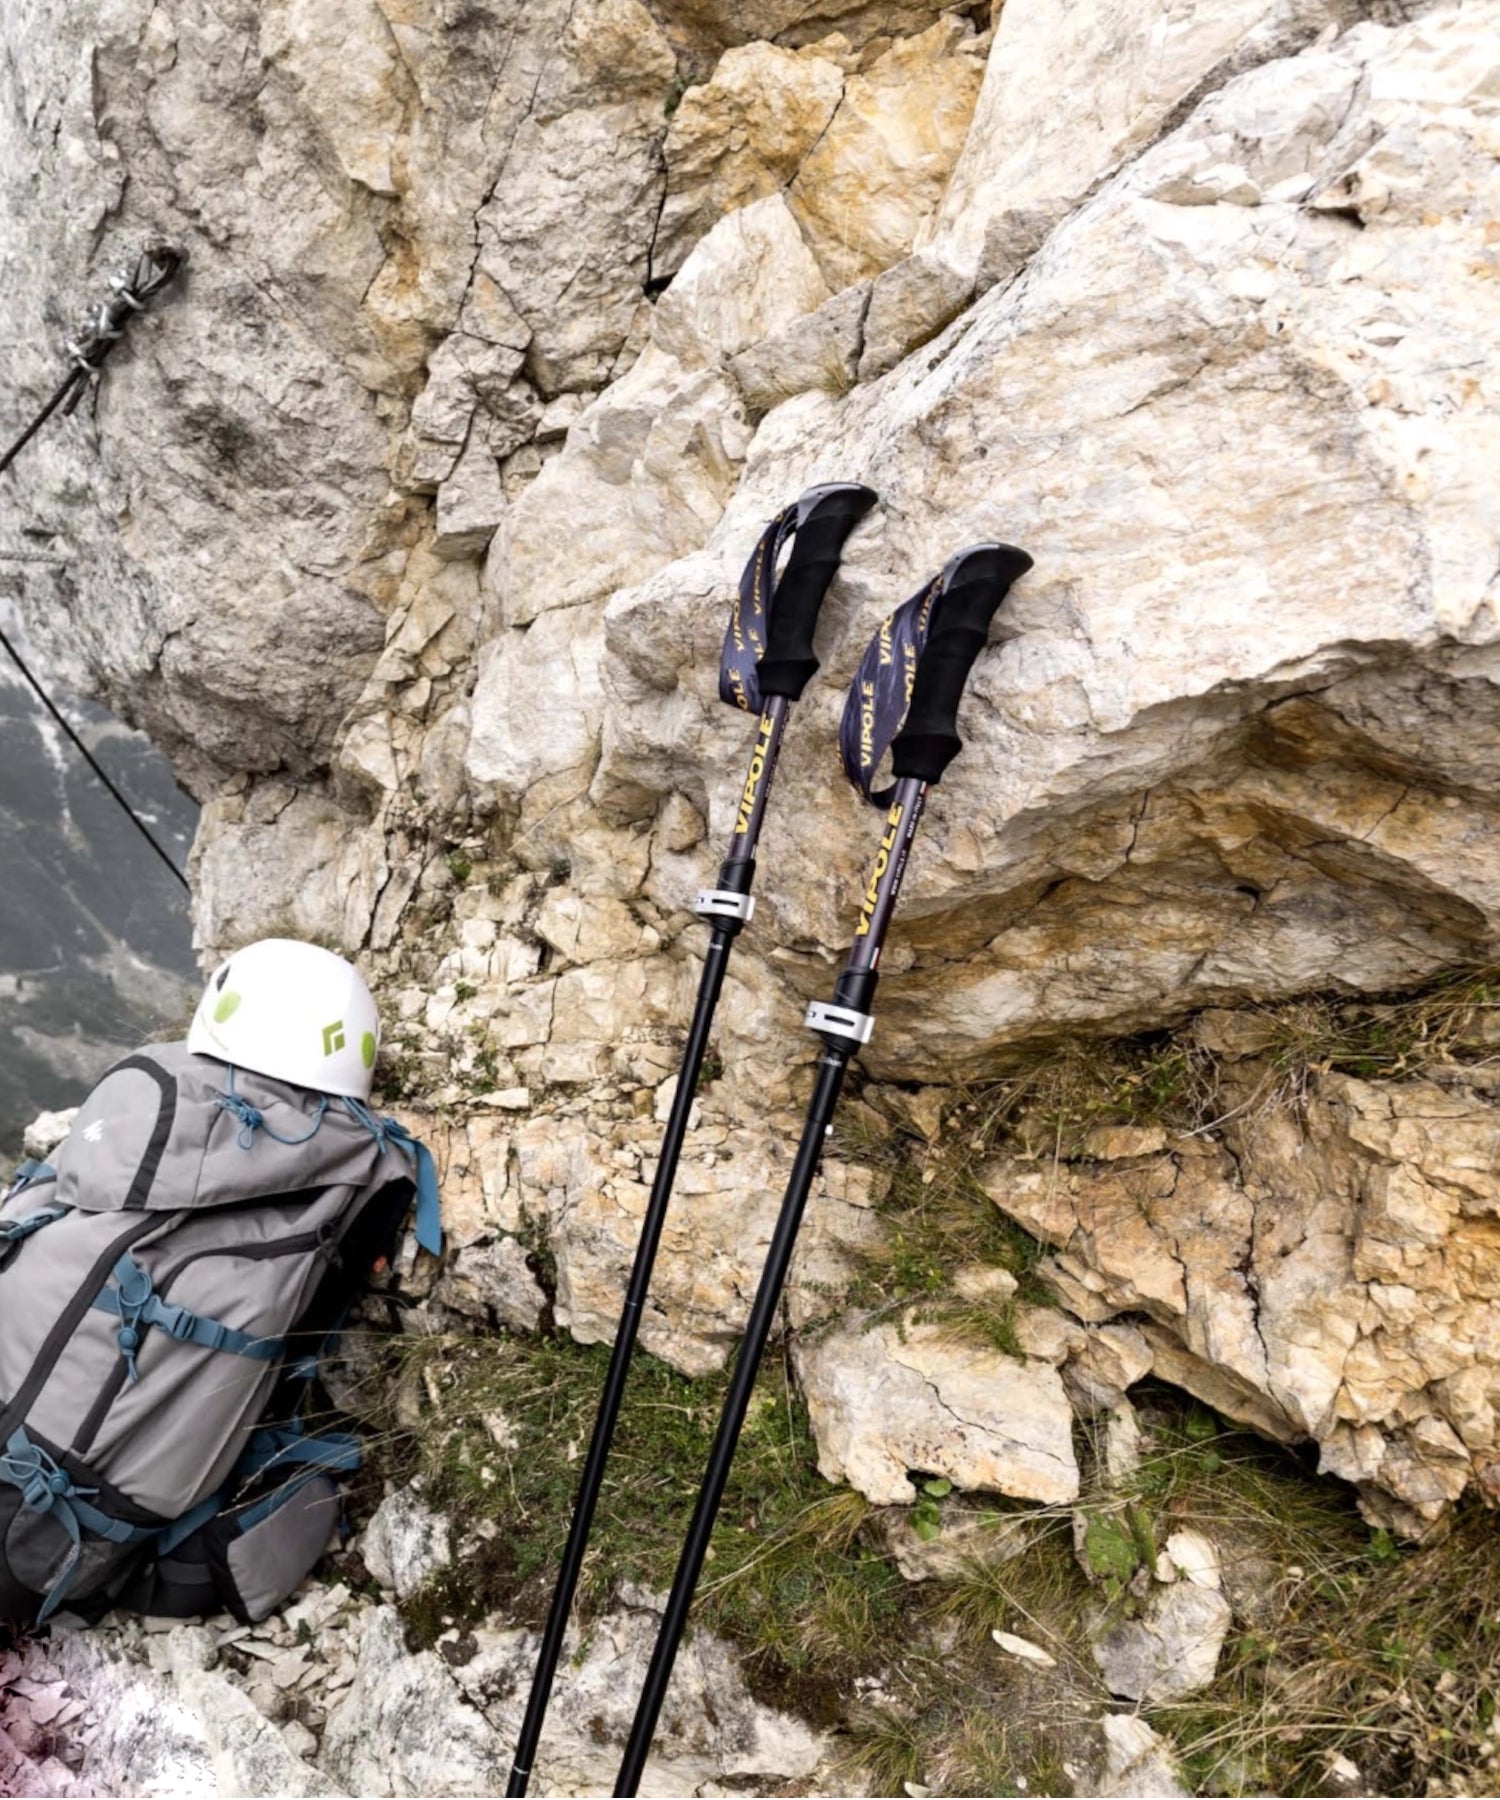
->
213, 991, 242, 1025
322, 1020, 346, 1056
361, 1032, 378, 1070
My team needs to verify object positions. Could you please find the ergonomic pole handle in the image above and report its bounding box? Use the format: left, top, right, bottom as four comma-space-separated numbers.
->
754, 482, 877, 700
889, 542, 1032, 786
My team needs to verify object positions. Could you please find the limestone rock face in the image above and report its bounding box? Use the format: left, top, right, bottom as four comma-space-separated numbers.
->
513, 1098, 881, 1375
926, 0, 1352, 290
9, 0, 1497, 1044
5, 0, 1500, 1608
656, 43, 846, 278
983, 1064, 1500, 1537
0, 0, 673, 792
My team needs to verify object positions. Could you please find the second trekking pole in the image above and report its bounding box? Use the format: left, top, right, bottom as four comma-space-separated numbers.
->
506, 480, 875, 1797
613, 539, 1034, 1797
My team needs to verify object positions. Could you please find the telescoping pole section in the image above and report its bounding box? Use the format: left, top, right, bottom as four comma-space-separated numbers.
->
506, 482, 874, 1797
613, 540, 1033, 1797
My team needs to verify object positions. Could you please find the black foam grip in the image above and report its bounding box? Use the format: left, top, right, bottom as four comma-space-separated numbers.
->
756, 483, 877, 699
890, 543, 1033, 786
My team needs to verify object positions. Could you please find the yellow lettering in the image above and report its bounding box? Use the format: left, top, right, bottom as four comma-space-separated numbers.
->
854, 804, 904, 935
734, 715, 776, 832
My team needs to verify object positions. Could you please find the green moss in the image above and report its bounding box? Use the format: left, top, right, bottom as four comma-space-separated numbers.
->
1079, 1510, 1140, 1590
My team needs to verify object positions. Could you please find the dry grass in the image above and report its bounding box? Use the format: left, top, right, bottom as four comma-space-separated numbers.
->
334, 1326, 910, 1707
838, 1394, 1500, 1798
1158, 1500, 1500, 1797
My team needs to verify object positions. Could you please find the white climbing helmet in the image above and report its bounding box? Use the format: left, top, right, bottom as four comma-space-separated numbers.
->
187, 938, 382, 1100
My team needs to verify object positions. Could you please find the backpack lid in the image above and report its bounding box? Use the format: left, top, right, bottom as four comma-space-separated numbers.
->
53, 1041, 415, 1214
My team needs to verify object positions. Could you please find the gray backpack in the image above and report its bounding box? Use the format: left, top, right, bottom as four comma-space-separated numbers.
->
0, 1041, 440, 1627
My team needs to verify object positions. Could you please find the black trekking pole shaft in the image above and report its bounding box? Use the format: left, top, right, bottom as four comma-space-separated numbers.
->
506, 700, 793, 1797
615, 778, 929, 1795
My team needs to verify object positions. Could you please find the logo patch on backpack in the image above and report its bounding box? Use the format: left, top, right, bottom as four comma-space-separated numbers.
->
82, 1119, 105, 1143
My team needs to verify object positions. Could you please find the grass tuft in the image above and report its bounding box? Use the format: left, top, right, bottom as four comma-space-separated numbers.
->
343, 1327, 909, 1700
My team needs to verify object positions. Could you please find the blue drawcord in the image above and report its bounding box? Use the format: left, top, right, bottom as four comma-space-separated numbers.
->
214, 1067, 328, 1150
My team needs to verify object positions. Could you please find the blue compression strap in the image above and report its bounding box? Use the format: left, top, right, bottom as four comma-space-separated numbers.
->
0, 1203, 67, 1243
93, 1256, 286, 1383
410, 1139, 442, 1256
341, 1100, 443, 1256
238, 1423, 362, 1481
0, 1429, 155, 1621
156, 1426, 360, 1556
6, 1159, 57, 1197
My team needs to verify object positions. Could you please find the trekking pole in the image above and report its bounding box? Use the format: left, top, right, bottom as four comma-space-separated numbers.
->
613, 540, 1033, 1797
506, 481, 875, 1797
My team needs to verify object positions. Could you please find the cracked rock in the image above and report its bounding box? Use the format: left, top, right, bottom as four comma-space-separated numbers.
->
985, 1060, 1500, 1536
1093, 1579, 1233, 1702
797, 1313, 1080, 1506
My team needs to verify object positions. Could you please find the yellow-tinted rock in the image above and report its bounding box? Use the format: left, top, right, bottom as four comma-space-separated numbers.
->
788, 18, 986, 288
982, 1067, 1500, 1537
657, 43, 845, 276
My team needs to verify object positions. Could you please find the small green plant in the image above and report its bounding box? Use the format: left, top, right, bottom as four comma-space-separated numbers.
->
911, 1476, 952, 1543
453, 980, 477, 1003
1079, 1509, 1140, 1591
446, 851, 473, 885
